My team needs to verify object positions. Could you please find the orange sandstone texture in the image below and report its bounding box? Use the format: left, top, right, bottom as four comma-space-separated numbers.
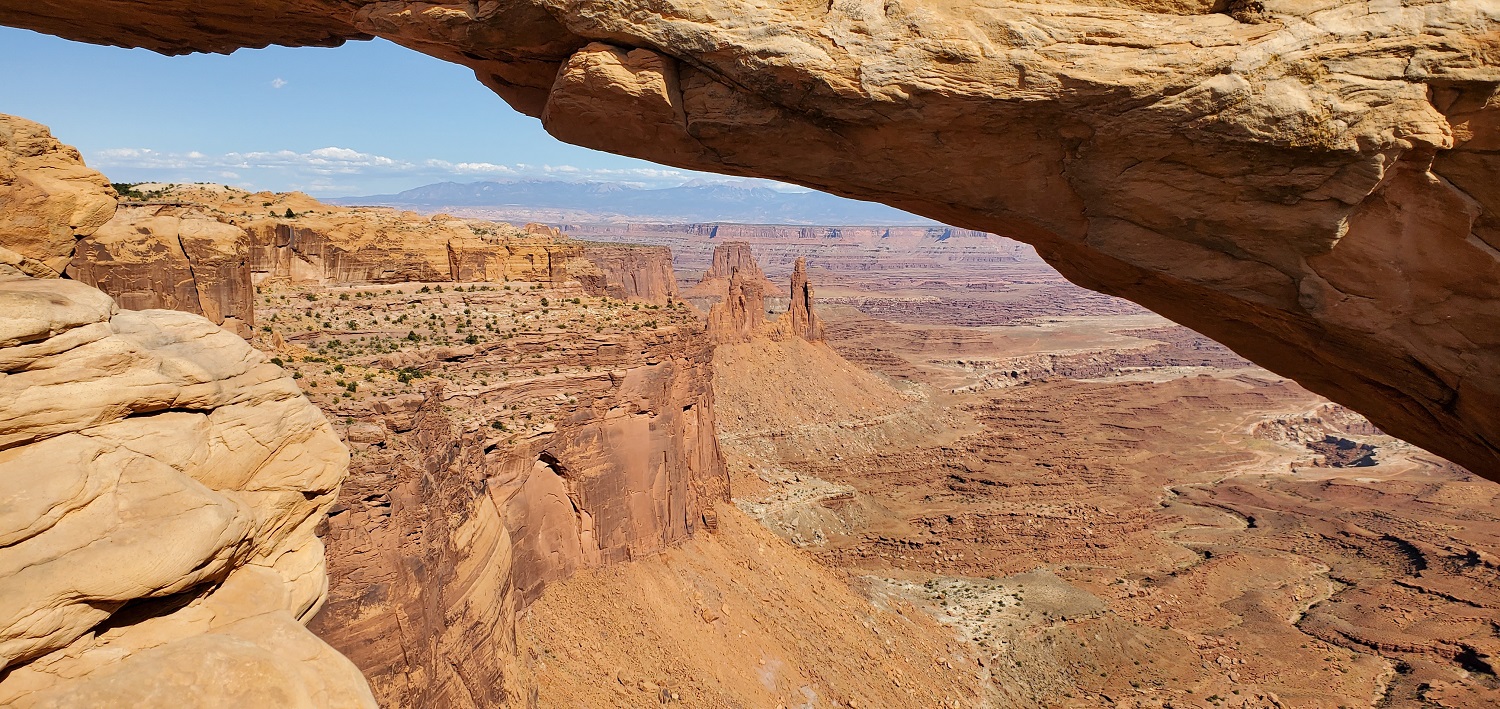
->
0, 123, 375, 709
2, 1, 1496, 477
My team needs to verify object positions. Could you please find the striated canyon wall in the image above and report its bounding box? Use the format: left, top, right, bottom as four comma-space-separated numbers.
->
272, 283, 727, 708
2, 113, 734, 709
50, 179, 686, 331
3, 0, 1494, 477
568, 242, 678, 304
0, 118, 376, 708
706, 243, 825, 345
67, 205, 255, 336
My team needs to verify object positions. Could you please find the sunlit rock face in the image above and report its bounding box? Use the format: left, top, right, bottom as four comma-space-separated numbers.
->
0, 277, 375, 709
305, 301, 728, 709
0, 114, 116, 278
1, 1, 1497, 477
0, 115, 376, 709
67, 205, 257, 336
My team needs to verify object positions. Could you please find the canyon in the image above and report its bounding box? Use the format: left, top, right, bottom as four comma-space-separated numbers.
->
4, 0, 1500, 698
0, 115, 991, 707
1, 0, 1496, 479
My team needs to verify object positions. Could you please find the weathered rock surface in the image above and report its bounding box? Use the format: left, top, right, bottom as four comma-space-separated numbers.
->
571, 243, 678, 304
706, 264, 766, 343
52, 181, 640, 340
689, 240, 778, 298
244, 210, 571, 285
709, 245, 827, 344
4, 1, 1496, 476
67, 205, 255, 336
774, 256, 824, 342
283, 284, 728, 708
0, 115, 115, 278
0, 276, 374, 708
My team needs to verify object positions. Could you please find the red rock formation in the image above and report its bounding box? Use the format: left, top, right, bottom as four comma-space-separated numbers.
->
779, 257, 824, 342
492, 350, 726, 603
572, 243, 678, 304
67, 205, 255, 336
708, 247, 826, 344
704, 241, 761, 282
306, 385, 527, 708
706, 266, 766, 344
306, 309, 727, 708
5, 2, 1494, 476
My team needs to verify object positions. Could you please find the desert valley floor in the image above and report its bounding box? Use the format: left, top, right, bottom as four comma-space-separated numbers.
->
508, 226, 1500, 708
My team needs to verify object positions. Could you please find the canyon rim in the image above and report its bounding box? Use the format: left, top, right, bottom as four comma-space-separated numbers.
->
1, 0, 1499, 706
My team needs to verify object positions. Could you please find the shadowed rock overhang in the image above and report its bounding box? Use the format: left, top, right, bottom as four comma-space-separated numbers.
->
4, 0, 1497, 478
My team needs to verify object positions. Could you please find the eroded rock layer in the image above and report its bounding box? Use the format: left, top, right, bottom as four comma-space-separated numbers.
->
67, 204, 255, 336
570, 242, 678, 304
49, 181, 687, 335
0, 276, 375, 709
0, 115, 115, 278
257, 280, 728, 708
3, 1, 1495, 476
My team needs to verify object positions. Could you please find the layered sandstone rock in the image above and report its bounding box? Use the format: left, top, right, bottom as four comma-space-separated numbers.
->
4, 1, 1495, 476
690, 240, 778, 298
67, 205, 255, 336
0, 115, 115, 278
571, 243, 678, 304
709, 246, 828, 344
246, 213, 509, 284
0, 276, 374, 708
53, 181, 622, 340
291, 286, 728, 708
706, 265, 767, 343
703, 241, 763, 283
774, 256, 824, 342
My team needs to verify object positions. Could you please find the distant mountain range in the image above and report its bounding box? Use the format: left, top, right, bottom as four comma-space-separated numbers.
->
333, 179, 938, 225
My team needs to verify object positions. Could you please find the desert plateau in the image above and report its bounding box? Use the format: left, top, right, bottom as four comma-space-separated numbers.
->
2, 0, 1499, 707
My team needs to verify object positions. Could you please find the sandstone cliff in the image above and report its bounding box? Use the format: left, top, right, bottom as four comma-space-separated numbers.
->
265, 283, 728, 708
240, 208, 573, 285
708, 246, 828, 345
0, 115, 115, 278
0, 118, 375, 708
570, 242, 678, 304
689, 240, 778, 298
0, 277, 374, 708
67, 205, 255, 336
5, 1, 1494, 476
706, 265, 767, 344
773, 256, 824, 342
51, 180, 638, 334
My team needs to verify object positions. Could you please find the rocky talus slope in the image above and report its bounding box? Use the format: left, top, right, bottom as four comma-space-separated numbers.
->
0, 118, 376, 707
4, 0, 1495, 477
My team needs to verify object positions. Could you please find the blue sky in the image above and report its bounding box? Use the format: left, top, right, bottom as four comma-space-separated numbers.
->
0, 27, 766, 196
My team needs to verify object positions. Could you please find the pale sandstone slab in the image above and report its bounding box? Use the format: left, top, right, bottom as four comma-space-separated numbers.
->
0, 275, 374, 708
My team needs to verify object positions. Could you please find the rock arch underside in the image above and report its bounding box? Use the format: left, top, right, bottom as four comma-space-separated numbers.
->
3, 4, 1499, 478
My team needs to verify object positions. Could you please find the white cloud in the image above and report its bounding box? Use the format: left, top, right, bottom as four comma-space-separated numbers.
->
85, 145, 808, 195
271, 78, 287, 89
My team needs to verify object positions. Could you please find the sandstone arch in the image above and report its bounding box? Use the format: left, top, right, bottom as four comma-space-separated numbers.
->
2, 0, 1497, 477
